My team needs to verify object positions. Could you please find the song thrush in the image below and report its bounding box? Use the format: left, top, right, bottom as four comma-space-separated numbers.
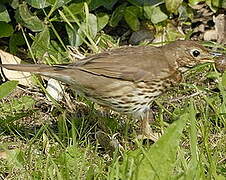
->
0, 40, 220, 141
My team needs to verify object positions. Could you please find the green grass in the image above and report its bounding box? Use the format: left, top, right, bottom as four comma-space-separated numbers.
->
0, 3, 225, 179
0, 62, 226, 179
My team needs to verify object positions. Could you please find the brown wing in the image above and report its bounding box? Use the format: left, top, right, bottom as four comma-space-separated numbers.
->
73, 46, 175, 82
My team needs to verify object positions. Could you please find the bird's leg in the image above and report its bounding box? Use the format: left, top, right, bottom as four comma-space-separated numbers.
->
138, 110, 159, 142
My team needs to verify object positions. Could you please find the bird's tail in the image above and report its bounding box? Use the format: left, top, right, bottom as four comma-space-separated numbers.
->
0, 63, 76, 84
0, 64, 57, 73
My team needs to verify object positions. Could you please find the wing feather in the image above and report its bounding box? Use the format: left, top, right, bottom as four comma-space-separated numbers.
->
74, 46, 175, 82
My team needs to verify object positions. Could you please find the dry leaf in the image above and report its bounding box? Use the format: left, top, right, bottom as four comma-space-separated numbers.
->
0, 151, 7, 159
46, 78, 64, 101
204, 30, 218, 41
214, 14, 226, 44
0, 50, 33, 86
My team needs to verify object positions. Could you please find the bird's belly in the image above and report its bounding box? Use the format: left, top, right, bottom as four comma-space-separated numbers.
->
87, 81, 163, 116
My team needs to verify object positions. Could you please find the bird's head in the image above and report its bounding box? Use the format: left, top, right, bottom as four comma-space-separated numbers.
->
163, 40, 221, 72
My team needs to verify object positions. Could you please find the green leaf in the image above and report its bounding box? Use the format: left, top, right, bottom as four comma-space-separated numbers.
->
63, 2, 84, 17
221, 71, 226, 87
221, 0, 226, 8
0, 22, 14, 38
136, 111, 188, 179
212, 0, 226, 8
87, 13, 97, 39
143, 4, 153, 19
178, 3, 194, 20
96, 13, 109, 32
60, 6, 82, 23
186, 102, 200, 179
61, 3, 85, 23
128, 0, 164, 6
11, 96, 35, 112
11, 0, 20, 9
0, 112, 33, 125
206, 71, 221, 79
188, 0, 205, 6
151, 6, 168, 24
205, 0, 218, 12
96, 33, 117, 49
103, 0, 119, 10
26, 0, 50, 8
166, 22, 184, 41
0, 81, 18, 100
15, 3, 45, 32
124, 6, 141, 31
165, 0, 183, 13
89, 0, 118, 10
48, 40, 67, 63
109, 3, 127, 27
66, 23, 84, 47
31, 26, 50, 58
0, 4, 11, 22
9, 32, 26, 54
46, 0, 71, 8
1, 148, 25, 168
0, 0, 12, 3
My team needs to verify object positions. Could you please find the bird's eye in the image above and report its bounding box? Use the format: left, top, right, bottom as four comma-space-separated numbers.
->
190, 49, 200, 57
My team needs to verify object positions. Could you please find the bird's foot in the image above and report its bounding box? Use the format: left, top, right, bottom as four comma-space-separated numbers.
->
136, 132, 160, 142
137, 110, 161, 142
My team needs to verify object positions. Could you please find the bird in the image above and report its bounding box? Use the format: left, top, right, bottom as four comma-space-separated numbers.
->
0, 40, 219, 141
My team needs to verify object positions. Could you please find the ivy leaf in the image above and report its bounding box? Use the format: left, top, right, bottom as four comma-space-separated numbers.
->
26, 0, 50, 8
124, 6, 141, 31
66, 24, 84, 47
188, 0, 205, 6
109, 3, 127, 27
89, 0, 118, 10
62, 2, 85, 22
128, 0, 164, 6
151, 6, 168, 24
97, 13, 109, 32
46, 0, 71, 8
165, 0, 183, 13
0, 4, 10, 22
0, 22, 14, 38
0, 81, 18, 100
9, 32, 26, 54
87, 13, 98, 39
31, 26, 50, 58
212, 0, 226, 8
15, 3, 44, 32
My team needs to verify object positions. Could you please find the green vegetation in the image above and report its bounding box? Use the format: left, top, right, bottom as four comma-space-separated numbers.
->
0, 0, 225, 179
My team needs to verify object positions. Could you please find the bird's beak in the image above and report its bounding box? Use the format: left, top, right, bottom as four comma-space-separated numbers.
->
200, 52, 224, 63
211, 52, 223, 57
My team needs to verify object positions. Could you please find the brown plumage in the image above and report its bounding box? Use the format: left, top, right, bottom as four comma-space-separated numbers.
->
0, 40, 218, 141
